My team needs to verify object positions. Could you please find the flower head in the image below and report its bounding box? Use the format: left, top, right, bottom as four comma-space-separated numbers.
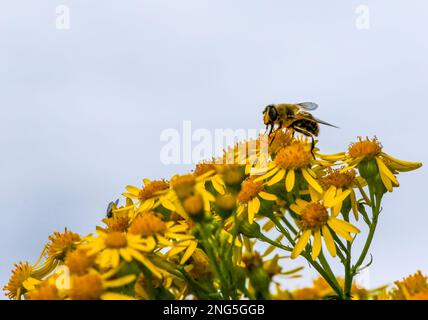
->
237, 176, 277, 224
3, 262, 40, 300
255, 138, 323, 194
46, 229, 81, 260
290, 189, 360, 260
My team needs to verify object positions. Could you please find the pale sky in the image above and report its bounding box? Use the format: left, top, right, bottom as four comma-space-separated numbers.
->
1, 1, 427, 298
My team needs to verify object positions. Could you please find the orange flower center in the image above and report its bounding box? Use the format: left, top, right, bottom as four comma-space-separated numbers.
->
348, 137, 382, 158
103, 216, 130, 232
25, 284, 60, 300
193, 163, 217, 177
46, 230, 81, 260
268, 129, 293, 155
139, 180, 169, 200
104, 232, 127, 248
65, 249, 95, 275
299, 203, 329, 230
70, 274, 104, 300
274, 141, 312, 170
321, 169, 356, 189
237, 178, 263, 203
128, 212, 167, 237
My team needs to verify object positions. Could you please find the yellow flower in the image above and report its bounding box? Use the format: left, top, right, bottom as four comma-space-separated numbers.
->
193, 162, 225, 195
3, 262, 41, 300
46, 229, 81, 260
123, 179, 175, 215
255, 139, 323, 194
236, 176, 277, 224
319, 168, 366, 220
65, 248, 95, 275
25, 282, 61, 300
128, 212, 195, 262
83, 230, 162, 277
170, 174, 216, 217
391, 270, 428, 300
290, 189, 360, 260
102, 216, 130, 232
69, 271, 136, 300
328, 137, 422, 192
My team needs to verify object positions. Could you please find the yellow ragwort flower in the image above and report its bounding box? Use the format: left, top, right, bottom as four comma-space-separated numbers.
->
255, 138, 323, 194
82, 230, 162, 277
290, 189, 360, 260
236, 176, 277, 224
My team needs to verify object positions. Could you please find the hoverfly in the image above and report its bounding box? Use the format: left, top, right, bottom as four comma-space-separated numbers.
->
262, 102, 338, 152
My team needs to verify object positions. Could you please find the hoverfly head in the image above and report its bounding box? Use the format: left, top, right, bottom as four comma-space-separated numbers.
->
263, 104, 278, 125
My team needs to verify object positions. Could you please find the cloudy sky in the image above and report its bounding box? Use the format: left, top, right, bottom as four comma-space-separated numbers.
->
1, 1, 427, 298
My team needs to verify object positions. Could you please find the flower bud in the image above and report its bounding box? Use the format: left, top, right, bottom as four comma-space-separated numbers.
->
358, 159, 378, 180
183, 194, 205, 222
214, 193, 237, 219
239, 218, 262, 238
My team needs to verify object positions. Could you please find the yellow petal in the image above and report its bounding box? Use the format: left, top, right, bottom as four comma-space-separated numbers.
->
160, 198, 175, 211
267, 169, 286, 186
212, 177, 225, 195
328, 217, 360, 234
125, 185, 140, 195
130, 250, 162, 278
291, 230, 311, 259
248, 201, 255, 224
259, 191, 277, 201
323, 186, 337, 207
252, 197, 261, 215
263, 220, 275, 232
328, 189, 351, 208
254, 167, 279, 183
350, 190, 359, 220
380, 152, 422, 171
167, 245, 187, 257
309, 185, 321, 202
322, 226, 336, 257
286, 169, 295, 192
180, 240, 198, 265
103, 274, 136, 288
295, 198, 309, 207
290, 203, 302, 215
311, 229, 322, 260
302, 169, 323, 194
101, 292, 136, 300
379, 169, 393, 192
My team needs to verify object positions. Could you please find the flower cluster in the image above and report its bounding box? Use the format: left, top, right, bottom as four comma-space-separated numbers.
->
4, 127, 423, 300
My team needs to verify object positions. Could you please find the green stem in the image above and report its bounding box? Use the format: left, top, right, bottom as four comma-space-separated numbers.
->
258, 234, 293, 252
344, 240, 352, 299
197, 224, 229, 298
351, 186, 381, 276
269, 213, 344, 298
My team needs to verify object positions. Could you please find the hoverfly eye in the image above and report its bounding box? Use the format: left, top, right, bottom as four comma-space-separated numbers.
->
268, 106, 278, 121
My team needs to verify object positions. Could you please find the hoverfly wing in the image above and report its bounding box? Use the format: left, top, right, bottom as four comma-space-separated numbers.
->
297, 102, 318, 111
106, 199, 120, 217
312, 117, 339, 128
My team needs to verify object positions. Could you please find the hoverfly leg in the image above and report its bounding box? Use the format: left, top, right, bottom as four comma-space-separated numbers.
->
310, 135, 316, 158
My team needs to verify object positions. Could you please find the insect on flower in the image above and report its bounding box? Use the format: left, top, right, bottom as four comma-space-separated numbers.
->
263, 102, 338, 152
